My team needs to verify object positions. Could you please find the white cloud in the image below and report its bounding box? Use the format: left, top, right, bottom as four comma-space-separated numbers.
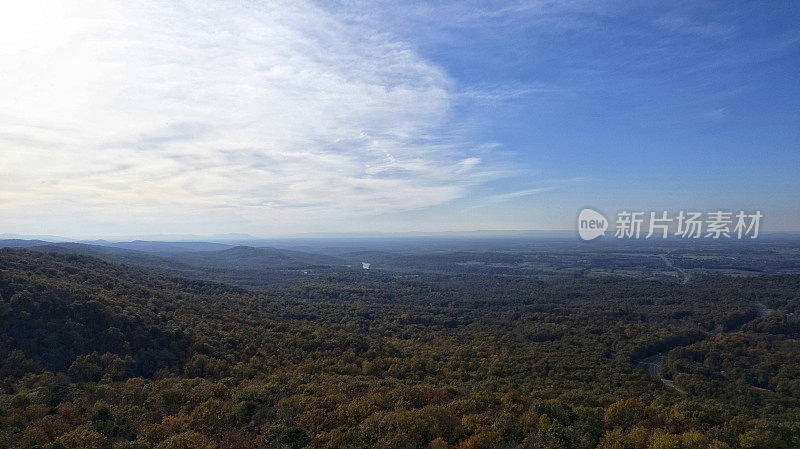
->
493, 188, 552, 200
0, 0, 494, 235
459, 83, 556, 103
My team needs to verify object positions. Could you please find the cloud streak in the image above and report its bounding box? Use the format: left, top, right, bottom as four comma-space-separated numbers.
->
0, 0, 496, 235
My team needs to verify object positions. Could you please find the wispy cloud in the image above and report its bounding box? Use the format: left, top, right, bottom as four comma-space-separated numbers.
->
654, 13, 734, 38
492, 187, 553, 201
459, 83, 556, 103
0, 0, 499, 235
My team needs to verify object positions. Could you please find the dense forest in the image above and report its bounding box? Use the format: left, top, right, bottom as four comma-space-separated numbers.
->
1, 249, 799, 448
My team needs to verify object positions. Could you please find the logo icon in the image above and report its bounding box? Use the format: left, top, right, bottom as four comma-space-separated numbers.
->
578, 208, 608, 240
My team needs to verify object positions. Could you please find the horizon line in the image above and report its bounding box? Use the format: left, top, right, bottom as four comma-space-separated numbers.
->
3, 229, 800, 243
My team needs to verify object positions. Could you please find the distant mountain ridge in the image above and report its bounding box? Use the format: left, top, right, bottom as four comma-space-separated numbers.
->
0, 239, 345, 267
0, 239, 353, 290
0, 239, 53, 248
105, 240, 234, 253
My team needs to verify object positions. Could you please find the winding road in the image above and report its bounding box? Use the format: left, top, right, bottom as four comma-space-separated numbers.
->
635, 353, 686, 394
634, 301, 773, 395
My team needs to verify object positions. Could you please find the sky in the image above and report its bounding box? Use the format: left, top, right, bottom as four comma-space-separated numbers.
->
0, 0, 798, 238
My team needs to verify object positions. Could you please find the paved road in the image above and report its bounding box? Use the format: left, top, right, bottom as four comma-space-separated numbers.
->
635, 353, 663, 378
635, 300, 773, 395
635, 353, 686, 395
659, 253, 690, 284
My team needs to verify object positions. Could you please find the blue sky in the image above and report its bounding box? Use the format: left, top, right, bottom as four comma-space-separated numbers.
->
360, 0, 800, 232
0, 0, 798, 237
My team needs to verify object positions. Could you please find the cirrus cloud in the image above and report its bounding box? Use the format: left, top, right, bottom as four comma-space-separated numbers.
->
0, 0, 496, 235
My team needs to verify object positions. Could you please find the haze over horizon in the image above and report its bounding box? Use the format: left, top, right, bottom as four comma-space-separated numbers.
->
1, 0, 798, 237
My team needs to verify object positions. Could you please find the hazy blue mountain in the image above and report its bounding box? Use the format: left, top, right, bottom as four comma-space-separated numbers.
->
14, 241, 351, 290
28, 242, 198, 271
103, 240, 234, 253
0, 239, 53, 248
0, 234, 72, 242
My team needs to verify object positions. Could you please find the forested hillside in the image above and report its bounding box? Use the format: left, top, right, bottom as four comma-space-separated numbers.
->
1, 249, 798, 449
